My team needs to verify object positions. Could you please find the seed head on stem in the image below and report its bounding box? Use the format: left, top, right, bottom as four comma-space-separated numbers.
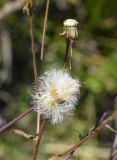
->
32, 70, 80, 124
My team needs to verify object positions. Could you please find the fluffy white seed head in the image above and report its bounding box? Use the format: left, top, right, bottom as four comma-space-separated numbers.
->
63, 19, 78, 27
32, 70, 80, 124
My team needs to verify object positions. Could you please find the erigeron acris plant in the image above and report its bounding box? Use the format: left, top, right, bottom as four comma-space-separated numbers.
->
0, 2, 80, 158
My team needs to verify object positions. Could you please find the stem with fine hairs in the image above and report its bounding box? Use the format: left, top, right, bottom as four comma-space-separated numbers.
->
32, 0, 50, 160
0, 107, 33, 134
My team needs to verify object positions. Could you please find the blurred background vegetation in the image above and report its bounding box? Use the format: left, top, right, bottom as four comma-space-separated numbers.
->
0, 0, 117, 159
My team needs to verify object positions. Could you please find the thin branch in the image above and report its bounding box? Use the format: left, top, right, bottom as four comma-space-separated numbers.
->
50, 111, 117, 160
29, 5, 39, 144
109, 131, 117, 160
39, 0, 50, 74
28, 0, 39, 138
63, 36, 70, 69
0, 107, 33, 134
29, 15, 38, 81
95, 93, 117, 128
64, 111, 117, 160
32, 0, 50, 160
32, 119, 46, 160
106, 124, 117, 134
36, 0, 50, 136
0, 0, 24, 20
36, 0, 50, 134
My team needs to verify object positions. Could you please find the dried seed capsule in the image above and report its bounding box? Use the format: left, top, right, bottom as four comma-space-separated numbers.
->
60, 19, 79, 40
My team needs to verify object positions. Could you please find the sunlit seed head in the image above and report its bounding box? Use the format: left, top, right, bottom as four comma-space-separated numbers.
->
32, 70, 80, 124
64, 19, 78, 27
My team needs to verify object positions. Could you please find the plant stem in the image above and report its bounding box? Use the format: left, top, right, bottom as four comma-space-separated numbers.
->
29, 12, 40, 144
29, 15, 38, 81
39, 0, 50, 74
29, 10, 40, 150
32, 1, 50, 160
32, 119, 46, 160
50, 111, 117, 159
36, 0, 50, 135
63, 36, 70, 69
0, 107, 33, 134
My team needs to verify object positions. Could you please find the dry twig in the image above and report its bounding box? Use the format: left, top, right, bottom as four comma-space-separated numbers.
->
0, 107, 33, 133
50, 94, 117, 160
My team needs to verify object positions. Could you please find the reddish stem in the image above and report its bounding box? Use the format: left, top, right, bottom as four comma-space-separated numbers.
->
0, 107, 33, 134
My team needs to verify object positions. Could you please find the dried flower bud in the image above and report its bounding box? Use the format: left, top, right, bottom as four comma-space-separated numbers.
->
60, 19, 78, 40
23, 0, 36, 16
32, 70, 80, 124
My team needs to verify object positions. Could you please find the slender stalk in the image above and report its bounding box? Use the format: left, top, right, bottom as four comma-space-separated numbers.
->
0, 107, 33, 134
29, 10, 40, 148
39, 0, 50, 74
63, 36, 70, 68
29, 12, 40, 143
32, 119, 46, 160
109, 133, 117, 160
37, 0, 50, 132
32, 1, 50, 160
29, 15, 38, 81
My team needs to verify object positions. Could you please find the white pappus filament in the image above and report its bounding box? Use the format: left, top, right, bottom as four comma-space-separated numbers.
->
32, 70, 80, 124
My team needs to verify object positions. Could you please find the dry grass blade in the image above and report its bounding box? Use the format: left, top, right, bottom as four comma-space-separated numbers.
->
10, 129, 36, 140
